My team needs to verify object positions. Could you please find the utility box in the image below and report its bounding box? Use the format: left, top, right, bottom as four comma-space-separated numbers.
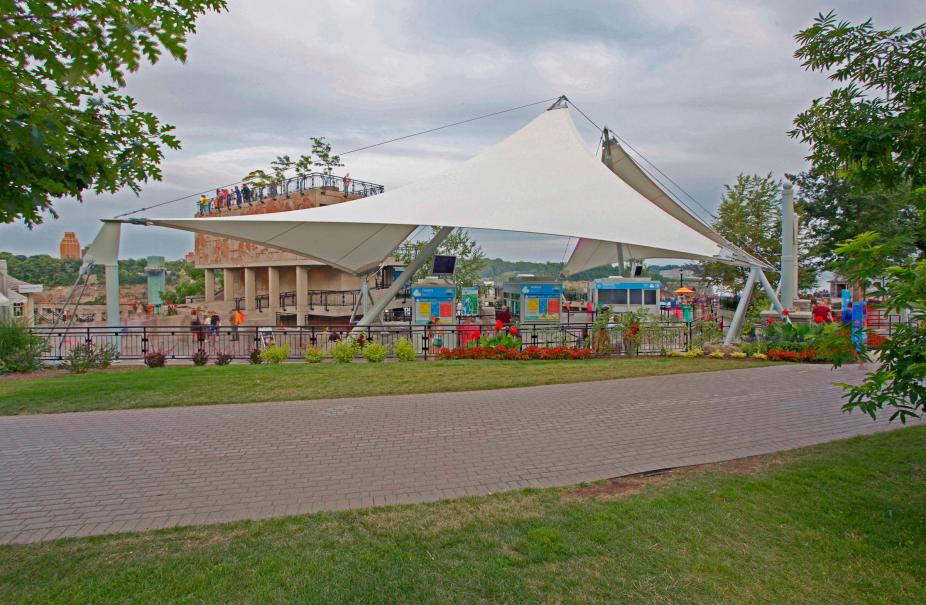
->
501, 276, 562, 323
411, 280, 456, 325
593, 277, 660, 315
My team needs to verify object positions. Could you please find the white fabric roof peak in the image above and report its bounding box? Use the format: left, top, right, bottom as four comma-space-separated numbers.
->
150, 107, 757, 275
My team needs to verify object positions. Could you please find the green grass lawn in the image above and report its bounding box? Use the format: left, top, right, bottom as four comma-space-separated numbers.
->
1, 426, 923, 604
0, 357, 774, 415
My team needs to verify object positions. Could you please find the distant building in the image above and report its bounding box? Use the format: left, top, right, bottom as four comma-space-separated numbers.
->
0, 259, 43, 325
184, 251, 195, 263
59, 232, 81, 260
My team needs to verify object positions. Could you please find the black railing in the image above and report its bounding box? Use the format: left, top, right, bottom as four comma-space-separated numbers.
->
30, 321, 702, 362
196, 172, 384, 214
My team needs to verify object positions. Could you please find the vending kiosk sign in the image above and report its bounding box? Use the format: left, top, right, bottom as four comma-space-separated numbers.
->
520, 283, 562, 322
412, 286, 456, 324
461, 286, 479, 316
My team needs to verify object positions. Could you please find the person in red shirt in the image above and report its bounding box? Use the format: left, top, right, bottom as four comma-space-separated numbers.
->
496, 306, 512, 325
812, 298, 833, 323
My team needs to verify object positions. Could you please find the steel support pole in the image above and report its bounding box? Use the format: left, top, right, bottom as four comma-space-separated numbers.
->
724, 266, 758, 345
756, 269, 787, 314
354, 226, 454, 329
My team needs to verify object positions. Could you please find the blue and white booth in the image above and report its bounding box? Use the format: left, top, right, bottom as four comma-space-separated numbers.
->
592, 277, 661, 315
500, 276, 563, 323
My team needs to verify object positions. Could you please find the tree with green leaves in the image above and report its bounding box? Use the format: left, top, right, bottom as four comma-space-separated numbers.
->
791, 13, 926, 422
701, 173, 782, 293
790, 170, 922, 271
311, 137, 343, 176
790, 12, 926, 191
395, 228, 487, 290
0, 0, 227, 226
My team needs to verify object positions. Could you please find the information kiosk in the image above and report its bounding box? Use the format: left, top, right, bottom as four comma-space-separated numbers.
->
592, 277, 661, 315
411, 281, 456, 325
501, 276, 563, 323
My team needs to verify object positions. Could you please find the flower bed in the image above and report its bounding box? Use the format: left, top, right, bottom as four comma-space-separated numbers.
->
437, 345, 592, 361
765, 348, 831, 363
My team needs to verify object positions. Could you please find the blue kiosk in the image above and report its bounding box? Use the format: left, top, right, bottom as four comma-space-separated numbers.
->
501, 276, 563, 323
592, 277, 661, 315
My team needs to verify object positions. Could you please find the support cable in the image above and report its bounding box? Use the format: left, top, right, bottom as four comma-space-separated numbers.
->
113, 97, 559, 219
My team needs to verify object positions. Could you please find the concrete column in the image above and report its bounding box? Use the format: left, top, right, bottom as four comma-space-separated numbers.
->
780, 182, 797, 310
295, 265, 308, 311
204, 268, 216, 302
244, 267, 256, 311
225, 268, 240, 302
268, 266, 280, 310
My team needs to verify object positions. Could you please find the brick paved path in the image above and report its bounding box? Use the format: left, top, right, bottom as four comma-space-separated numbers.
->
0, 364, 902, 544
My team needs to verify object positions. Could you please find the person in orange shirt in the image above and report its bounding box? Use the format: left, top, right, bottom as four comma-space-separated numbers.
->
230, 308, 245, 341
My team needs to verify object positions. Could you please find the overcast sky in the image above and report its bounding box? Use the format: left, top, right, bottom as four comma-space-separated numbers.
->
1, 0, 921, 261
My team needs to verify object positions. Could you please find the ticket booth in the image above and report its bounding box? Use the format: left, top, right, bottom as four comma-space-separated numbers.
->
593, 277, 661, 315
411, 282, 456, 325
501, 277, 562, 323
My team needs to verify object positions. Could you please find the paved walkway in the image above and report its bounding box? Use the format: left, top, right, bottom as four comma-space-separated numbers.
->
0, 364, 903, 544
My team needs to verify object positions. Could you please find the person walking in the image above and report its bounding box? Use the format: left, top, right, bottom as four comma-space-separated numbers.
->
190, 311, 205, 351
207, 311, 220, 344
234, 185, 243, 207
242, 183, 252, 204
343, 173, 351, 195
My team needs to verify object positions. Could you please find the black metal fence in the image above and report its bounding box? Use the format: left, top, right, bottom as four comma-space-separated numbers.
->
198, 172, 384, 214
32, 320, 704, 362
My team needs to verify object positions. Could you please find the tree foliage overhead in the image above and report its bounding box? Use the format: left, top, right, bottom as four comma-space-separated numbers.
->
790, 11, 926, 191
394, 228, 487, 289
0, 0, 227, 226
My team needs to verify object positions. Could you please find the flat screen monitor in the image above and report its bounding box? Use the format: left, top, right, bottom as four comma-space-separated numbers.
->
431, 255, 456, 275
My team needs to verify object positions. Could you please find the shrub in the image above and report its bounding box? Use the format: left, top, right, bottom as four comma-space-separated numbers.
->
303, 346, 324, 363
331, 340, 358, 363
730, 351, 748, 359
249, 349, 262, 365
63, 343, 118, 374
740, 342, 758, 356
393, 337, 416, 362
0, 317, 48, 373
259, 343, 291, 364
666, 350, 682, 357
362, 341, 387, 363
214, 352, 233, 366
683, 347, 704, 358
192, 349, 210, 366
752, 352, 768, 360
144, 351, 166, 367
708, 351, 726, 359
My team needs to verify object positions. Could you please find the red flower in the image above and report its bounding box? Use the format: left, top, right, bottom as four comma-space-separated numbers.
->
814, 315, 823, 324
510, 326, 520, 336
781, 309, 790, 316
767, 317, 775, 324
495, 320, 504, 330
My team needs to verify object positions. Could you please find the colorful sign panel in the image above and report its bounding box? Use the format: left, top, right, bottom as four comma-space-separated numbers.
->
461, 286, 479, 316
519, 283, 562, 322
412, 286, 456, 325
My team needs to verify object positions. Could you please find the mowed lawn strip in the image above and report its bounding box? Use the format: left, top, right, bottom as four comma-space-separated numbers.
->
1, 426, 923, 604
0, 357, 775, 415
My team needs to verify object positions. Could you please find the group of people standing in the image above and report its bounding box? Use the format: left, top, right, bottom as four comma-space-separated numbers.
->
198, 185, 255, 215
190, 308, 247, 345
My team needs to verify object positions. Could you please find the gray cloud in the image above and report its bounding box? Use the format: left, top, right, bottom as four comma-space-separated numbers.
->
1, 0, 922, 260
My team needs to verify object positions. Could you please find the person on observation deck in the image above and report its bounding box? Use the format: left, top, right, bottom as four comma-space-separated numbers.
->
198, 195, 209, 215
234, 185, 243, 208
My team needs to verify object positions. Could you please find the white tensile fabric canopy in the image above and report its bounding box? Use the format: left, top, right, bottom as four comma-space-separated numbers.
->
151, 107, 763, 275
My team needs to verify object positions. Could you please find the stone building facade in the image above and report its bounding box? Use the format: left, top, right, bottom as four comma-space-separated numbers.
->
193, 182, 402, 325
